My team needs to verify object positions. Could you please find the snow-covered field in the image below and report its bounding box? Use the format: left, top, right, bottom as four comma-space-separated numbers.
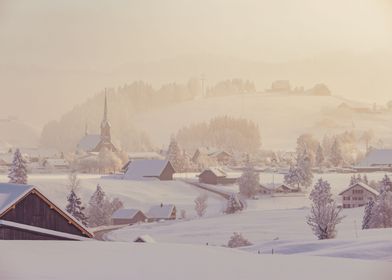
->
1, 241, 391, 280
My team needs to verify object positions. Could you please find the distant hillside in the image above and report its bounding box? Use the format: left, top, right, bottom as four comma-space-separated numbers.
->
0, 118, 38, 150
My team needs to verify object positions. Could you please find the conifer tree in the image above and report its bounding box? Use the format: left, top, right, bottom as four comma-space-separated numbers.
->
225, 194, 244, 214
362, 199, 375, 229
66, 190, 88, 226
8, 148, 28, 184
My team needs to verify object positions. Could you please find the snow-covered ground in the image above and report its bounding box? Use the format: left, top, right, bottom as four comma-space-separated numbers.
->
1, 241, 391, 280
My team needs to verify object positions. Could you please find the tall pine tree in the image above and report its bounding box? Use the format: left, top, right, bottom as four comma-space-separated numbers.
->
8, 148, 28, 184
66, 190, 88, 226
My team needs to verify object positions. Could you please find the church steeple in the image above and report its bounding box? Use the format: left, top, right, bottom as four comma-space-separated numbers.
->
100, 89, 111, 142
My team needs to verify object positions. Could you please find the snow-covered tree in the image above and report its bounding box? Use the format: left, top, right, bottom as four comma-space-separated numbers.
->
67, 171, 80, 191
362, 199, 375, 229
315, 144, 324, 168
225, 193, 244, 214
297, 148, 313, 189
330, 139, 343, 167
284, 165, 302, 190
66, 190, 88, 226
87, 184, 122, 227
238, 161, 260, 198
194, 193, 208, 217
227, 232, 252, 248
369, 184, 392, 228
307, 178, 344, 239
8, 148, 28, 184
98, 148, 122, 174
166, 136, 185, 172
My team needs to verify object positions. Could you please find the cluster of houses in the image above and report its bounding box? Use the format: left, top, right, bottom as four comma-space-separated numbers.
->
111, 204, 177, 226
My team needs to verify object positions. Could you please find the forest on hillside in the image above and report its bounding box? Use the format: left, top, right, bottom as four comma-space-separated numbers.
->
40, 79, 255, 152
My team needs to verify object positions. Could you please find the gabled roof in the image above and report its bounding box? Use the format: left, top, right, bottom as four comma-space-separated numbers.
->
123, 159, 173, 180
134, 234, 156, 243
77, 134, 101, 152
358, 149, 392, 167
0, 220, 90, 241
112, 209, 142, 220
260, 182, 293, 190
200, 167, 227, 178
338, 182, 380, 196
0, 183, 93, 238
147, 204, 175, 219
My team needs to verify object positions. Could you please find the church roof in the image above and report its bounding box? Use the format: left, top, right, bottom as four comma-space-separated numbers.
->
77, 134, 101, 152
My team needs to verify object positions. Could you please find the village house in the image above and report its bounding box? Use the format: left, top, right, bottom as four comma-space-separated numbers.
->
198, 167, 238, 185
339, 182, 379, 208
192, 147, 232, 166
42, 158, 70, 171
0, 183, 93, 240
77, 94, 117, 153
355, 149, 392, 172
111, 209, 147, 225
147, 204, 176, 222
123, 159, 175, 181
259, 182, 298, 194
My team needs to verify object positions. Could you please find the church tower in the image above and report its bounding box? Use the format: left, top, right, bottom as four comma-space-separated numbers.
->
100, 91, 111, 142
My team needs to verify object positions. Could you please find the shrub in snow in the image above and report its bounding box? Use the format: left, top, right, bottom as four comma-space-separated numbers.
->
225, 194, 244, 214
8, 148, 28, 184
66, 190, 88, 226
307, 178, 344, 240
194, 193, 208, 217
238, 161, 259, 198
227, 232, 252, 248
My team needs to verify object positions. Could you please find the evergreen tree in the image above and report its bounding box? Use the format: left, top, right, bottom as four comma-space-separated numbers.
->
349, 174, 357, 186
284, 165, 301, 190
315, 144, 324, 168
225, 194, 244, 214
297, 148, 313, 189
166, 136, 185, 172
87, 184, 110, 227
363, 174, 369, 185
330, 139, 343, 167
66, 190, 88, 226
362, 199, 375, 229
238, 161, 260, 198
369, 185, 392, 228
307, 178, 344, 239
8, 148, 28, 184
380, 174, 392, 191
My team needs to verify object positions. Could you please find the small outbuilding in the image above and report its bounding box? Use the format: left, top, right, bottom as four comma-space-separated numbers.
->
198, 167, 238, 185
339, 182, 379, 208
0, 183, 93, 240
147, 204, 176, 222
123, 159, 175, 181
111, 209, 147, 225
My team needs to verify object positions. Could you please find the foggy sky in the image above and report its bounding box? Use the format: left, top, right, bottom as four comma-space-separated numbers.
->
0, 0, 391, 128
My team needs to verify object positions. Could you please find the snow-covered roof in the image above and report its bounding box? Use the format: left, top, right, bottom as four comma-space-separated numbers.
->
358, 149, 392, 167
77, 134, 101, 152
123, 159, 172, 180
0, 220, 90, 241
44, 158, 69, 167
338, 182, 380, 196
260, 183, 293, 190
112, 208, 142, 219
147, 204, 175, 219
201, 167, 227, 177
134, 234, 156, 243
0, 183, 34, 215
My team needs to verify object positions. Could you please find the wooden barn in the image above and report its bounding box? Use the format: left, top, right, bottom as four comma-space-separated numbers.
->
198, 168, 238, 185
111, 208, 147, 225
258, 183, 299, 195
147, 204, 176, 222
123, 159, 175, 181
0, 183, 93, 240
339, 182, 379, 208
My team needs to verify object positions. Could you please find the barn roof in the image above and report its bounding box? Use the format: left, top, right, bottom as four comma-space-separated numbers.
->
338, 182, 380, 196
147, 204, 175, 219
77, 134, 101, 152
358, 149, 392, 167
112, 208, 142, 220
0, 183, 93, 238
201, 167, 227, 178
0, 220, 90, 241
123, 159, 172, 180
260, 182, 293, 190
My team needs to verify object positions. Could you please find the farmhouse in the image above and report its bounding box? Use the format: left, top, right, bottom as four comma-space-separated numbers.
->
111, 209, 147, 225
42, 158, 70, 170
147, 204, 176, 221
123, 159, 175, 181
259, 183, 298, 194
0, 183, 93, 240
198, 167, 238, 185
339, 182, 379, 208
355, 149, 392, 172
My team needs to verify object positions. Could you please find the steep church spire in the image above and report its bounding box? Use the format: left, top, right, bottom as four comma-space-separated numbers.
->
103, 89, 108, 123
100, 89, 111, 142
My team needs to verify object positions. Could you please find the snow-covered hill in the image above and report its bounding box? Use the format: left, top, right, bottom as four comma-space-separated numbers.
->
133, 93, 388, 150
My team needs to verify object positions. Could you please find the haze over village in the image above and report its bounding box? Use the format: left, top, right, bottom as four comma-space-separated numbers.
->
0, 1, 392, 280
